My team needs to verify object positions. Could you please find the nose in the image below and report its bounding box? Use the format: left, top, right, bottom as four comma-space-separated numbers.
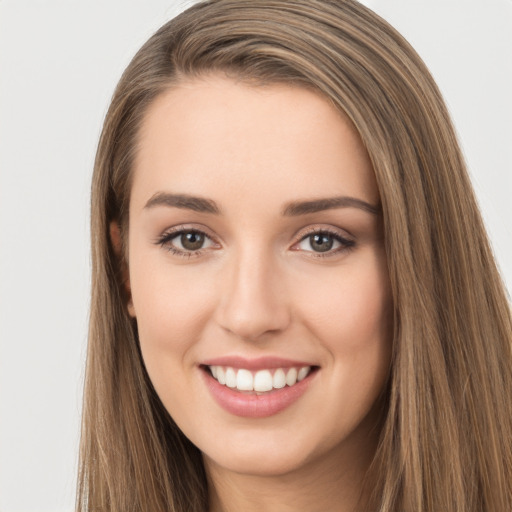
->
215, 248, 291, 341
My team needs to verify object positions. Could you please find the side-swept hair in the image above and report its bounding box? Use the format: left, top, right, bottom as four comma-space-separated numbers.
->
78, 1, 512, 510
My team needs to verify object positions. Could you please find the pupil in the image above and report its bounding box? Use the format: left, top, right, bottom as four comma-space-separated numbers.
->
181, 232, 204, 251
311, 234, 333, 252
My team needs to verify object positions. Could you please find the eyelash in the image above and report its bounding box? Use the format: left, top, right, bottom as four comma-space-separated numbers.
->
155, 225, 355, 259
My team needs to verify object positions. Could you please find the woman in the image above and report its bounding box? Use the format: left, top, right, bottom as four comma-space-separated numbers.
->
77, 0, 512, 510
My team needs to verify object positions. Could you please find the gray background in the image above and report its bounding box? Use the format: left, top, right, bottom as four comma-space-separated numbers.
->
1, 1, 510, 510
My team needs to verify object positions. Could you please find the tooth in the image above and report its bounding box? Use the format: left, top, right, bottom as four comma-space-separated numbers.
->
216, 366, 226, 385
286, 367, 298, 386
254, 370, 273, 392
212, 365, 311, 390
237, 369, 253, 391
297, 366, 310, 381
273, 368, 286, 389
225, 367, 236, 388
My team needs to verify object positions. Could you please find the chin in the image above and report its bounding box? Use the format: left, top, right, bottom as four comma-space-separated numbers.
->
203, 442, 314, 478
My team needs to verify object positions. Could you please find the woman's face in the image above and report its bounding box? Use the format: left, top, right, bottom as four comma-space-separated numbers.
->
125, 76, 392, 477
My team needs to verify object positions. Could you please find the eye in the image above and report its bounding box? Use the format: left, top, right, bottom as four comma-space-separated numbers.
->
157, 228, 217, 256
173, 231, 211, 251
294, 229, 355, 256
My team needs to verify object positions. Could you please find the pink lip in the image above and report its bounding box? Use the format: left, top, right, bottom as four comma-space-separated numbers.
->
200, 365, 317, 418
201, 355, 314, 371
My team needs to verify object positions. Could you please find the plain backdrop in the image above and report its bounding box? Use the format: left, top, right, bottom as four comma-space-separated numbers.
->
0, 1, 510, 511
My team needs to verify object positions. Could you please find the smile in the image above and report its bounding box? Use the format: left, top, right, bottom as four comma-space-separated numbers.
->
208, 365, 312, 393
201, 359, 318, 418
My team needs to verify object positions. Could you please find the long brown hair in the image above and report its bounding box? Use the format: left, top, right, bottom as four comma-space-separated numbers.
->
78, 1, 512, 510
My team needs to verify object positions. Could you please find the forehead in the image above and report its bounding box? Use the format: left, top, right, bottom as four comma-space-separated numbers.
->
131, 75, 378, 212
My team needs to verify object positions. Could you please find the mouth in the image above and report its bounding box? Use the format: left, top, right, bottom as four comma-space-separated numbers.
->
200, 358, 319, 418
203, 365, 315, 394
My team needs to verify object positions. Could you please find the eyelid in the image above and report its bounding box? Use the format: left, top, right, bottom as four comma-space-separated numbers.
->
294, 224, 353, 239
156, 223, 219, 240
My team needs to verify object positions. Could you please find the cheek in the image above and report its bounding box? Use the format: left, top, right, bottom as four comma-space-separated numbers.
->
296, 257, 392, 352
130, 267, 216, 419
293, 251, 393, 411
129, 258, 217, 388
131, 258, 212, 333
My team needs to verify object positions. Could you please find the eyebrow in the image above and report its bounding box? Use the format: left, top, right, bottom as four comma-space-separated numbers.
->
144, 192, 380, 216
282, 196, 380, 216
144, 192, 221, 214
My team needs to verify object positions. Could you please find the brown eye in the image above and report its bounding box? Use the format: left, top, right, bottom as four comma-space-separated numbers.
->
180, 231, 205, 251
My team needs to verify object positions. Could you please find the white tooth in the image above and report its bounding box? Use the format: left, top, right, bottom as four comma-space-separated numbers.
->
237, 369, 254, 391
254, 370, 273, 392
297, 366, 310, 381
210, 366, 218, 379
273, 368, 286, 389
225, 367, 237, 388
286, 367, 298, 386
216, 366, 226, 385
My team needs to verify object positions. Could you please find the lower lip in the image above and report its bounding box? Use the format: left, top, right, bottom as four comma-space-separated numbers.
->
202, 368, 316, 418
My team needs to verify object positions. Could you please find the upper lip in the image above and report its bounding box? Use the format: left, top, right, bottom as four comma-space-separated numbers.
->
201, 356, 317, 371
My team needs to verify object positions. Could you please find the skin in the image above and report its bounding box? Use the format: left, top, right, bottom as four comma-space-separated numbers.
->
121, 75, 393, 512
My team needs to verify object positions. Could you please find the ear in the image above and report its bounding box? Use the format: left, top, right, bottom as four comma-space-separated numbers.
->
109, 221, 136, 318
